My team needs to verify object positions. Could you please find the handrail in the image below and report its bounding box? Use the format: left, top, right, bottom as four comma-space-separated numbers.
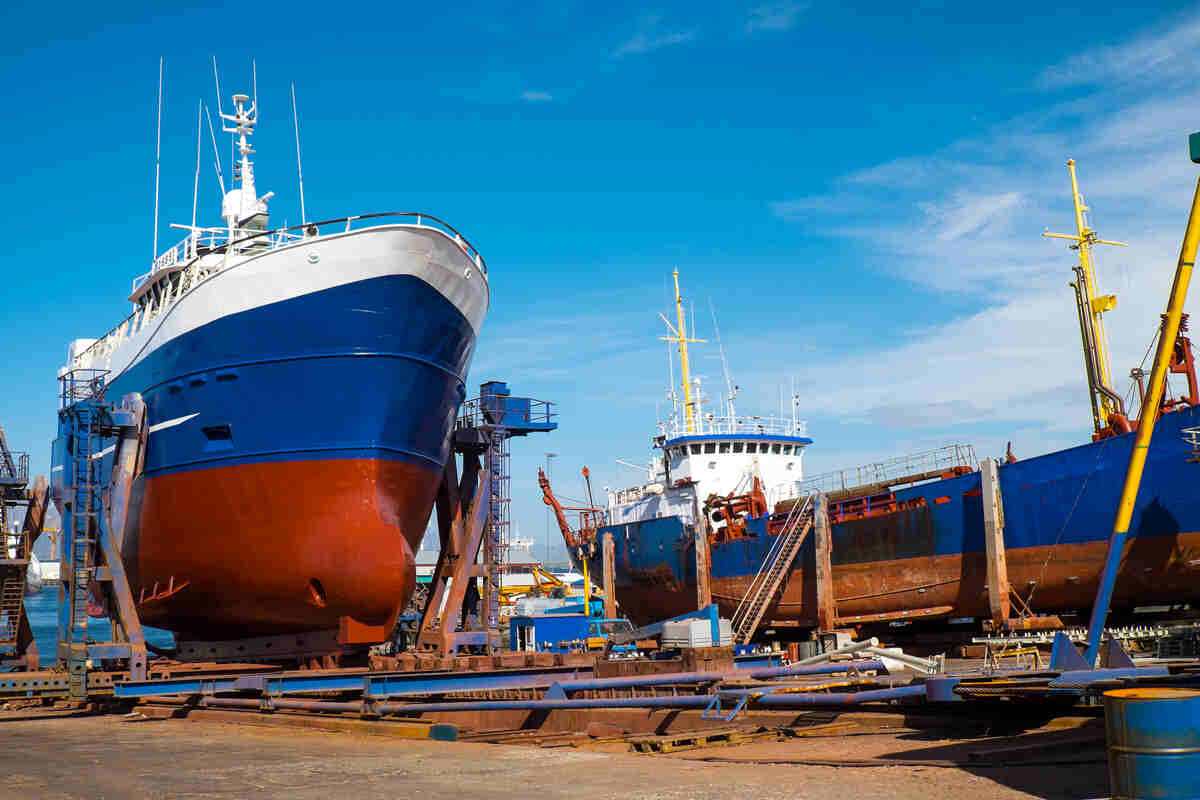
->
797, 444, 977, 497
660, 414, 807, 440
729, 494, 812, 642
207, 211, 488, 275
73, 211, 488, 370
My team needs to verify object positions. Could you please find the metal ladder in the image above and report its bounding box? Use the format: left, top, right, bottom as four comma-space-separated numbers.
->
65, 402, 98, 698
0, 575, 24, 647
730, 496, 814, 645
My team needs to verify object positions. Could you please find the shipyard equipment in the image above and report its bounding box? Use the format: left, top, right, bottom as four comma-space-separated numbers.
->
538, 465, 604, 615
54, 370, 148, 697
415, 381, 556, 655
0, 425, 47, 670
1044, 160, 1130, 439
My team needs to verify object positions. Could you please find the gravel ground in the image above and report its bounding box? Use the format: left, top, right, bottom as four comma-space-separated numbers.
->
0, 714, 1109, 799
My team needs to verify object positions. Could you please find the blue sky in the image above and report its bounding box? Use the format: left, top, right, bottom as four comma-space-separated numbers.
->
3, 1, 1200, 560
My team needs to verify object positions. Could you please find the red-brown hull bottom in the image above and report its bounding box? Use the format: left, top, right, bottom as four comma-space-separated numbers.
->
124, 458, 438, 638
613, 533, 1200, 628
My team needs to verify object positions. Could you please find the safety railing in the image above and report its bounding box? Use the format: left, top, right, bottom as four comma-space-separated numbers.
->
457, 397, 556, 432
661, 413, 807, 440
75, 212, 488, 372
0, 452, 28, 486
797, 443, 977, 497
59, 369, 108, 409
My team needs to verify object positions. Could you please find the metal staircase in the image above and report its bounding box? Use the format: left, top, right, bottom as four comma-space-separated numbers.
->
0, 575, 24, 647
730, 496, 814, 645
0, 424, 31, 657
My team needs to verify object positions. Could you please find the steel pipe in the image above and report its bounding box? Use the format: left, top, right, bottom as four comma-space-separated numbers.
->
552, 672, 724, 693
862, 646, 940, 674
748, 660, 886, 681
755, 683, 926, 707
794, 637, 880, 666
376, 695, 712, 714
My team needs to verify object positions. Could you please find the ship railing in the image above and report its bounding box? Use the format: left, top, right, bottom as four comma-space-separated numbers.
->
2, 525, 29, 562
660, 414, 807, 440
456, 397, 555, 431
796, 443, 978, 498
0, 452, 29, 488
134, 228, 233, 292
59, 368, 108, 407
75, 212, 488, 372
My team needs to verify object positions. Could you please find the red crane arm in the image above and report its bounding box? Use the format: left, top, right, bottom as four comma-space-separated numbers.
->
538, 467, 582, 549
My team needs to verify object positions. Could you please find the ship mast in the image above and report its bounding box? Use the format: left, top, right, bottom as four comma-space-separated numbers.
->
217, 66, 272, 235
1043, 159, 1128, 435
659, 269, 705, 434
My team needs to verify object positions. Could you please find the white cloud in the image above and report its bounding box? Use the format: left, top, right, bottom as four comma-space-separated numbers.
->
1036, 14, 1200, 89
613, 14, 697, 58
745, 2, 810, 34
765, 15, 1200, 460
519, 90, 554, 103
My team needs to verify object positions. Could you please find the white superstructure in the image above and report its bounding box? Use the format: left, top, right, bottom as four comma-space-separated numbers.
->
606, 270, 812, 526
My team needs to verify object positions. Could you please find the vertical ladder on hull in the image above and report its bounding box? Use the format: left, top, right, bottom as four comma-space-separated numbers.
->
65, 401, 98, 699
730, 496, 814, 645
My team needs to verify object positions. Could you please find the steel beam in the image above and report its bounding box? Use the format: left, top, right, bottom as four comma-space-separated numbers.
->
980, 458, 1011, 627
602, 532, 617, 620
813, 492, 836, 632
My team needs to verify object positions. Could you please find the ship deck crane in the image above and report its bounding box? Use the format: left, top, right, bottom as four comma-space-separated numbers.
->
538, 466, 605, 616
1044, 159, 1130, 438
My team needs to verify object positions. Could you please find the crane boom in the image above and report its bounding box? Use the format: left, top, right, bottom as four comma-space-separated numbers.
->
538, 467, 582, 549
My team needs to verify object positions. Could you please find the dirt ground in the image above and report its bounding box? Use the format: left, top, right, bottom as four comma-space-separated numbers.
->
0, 713, 1110, 799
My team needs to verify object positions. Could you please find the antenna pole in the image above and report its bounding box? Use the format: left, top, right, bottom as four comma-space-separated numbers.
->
152, 57, 163, 266
212, 56, 225, 118
291, 83, 307, 225
252, 60, 258, 119
709, 298, 736, 419
204, 105, 226, 194
190, 99, 202, 236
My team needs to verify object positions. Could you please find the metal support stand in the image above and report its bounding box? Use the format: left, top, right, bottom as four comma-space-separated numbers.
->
813, 492, 837, 633
602, 532, 616, 620
415, 447, 491, 655
980, 458, 1011, 628
692, 496, 712, 610
55, 371, 148, 699
415, 381, 556, 656
0, 430, 41, 669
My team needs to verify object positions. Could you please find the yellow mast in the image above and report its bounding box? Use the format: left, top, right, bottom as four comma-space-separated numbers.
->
1043, 159, 1127, 431
659, 268, 705, 433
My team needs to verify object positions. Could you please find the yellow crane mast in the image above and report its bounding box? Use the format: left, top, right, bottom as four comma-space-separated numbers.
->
659, 268, 705, 434
1043, 159, 1128, 435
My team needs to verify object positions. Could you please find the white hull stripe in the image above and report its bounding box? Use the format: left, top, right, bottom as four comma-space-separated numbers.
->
84, 413, 199, 461
73, 225, 488, 382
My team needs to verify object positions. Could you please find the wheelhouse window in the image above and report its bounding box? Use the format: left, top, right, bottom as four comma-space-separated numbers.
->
718, 443, 730, 454
690, 444, 701, 455
772, 444, 782, 454
732, 442, 744, 453
746, 443, 757, 453
782, 445, 792, 455
704, 443, 716, 454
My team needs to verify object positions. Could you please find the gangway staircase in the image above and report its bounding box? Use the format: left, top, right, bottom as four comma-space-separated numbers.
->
729, 496, 814, 645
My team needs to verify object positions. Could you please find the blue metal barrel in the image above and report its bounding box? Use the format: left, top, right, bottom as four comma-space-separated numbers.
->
1104, 688, 1200, 799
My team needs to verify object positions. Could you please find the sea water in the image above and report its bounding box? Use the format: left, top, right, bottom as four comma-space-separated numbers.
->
24, 587, 175, 657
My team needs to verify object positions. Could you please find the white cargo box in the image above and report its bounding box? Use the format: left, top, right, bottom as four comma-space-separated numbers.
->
718, 618, 733, 647
662, 619, 713, 648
